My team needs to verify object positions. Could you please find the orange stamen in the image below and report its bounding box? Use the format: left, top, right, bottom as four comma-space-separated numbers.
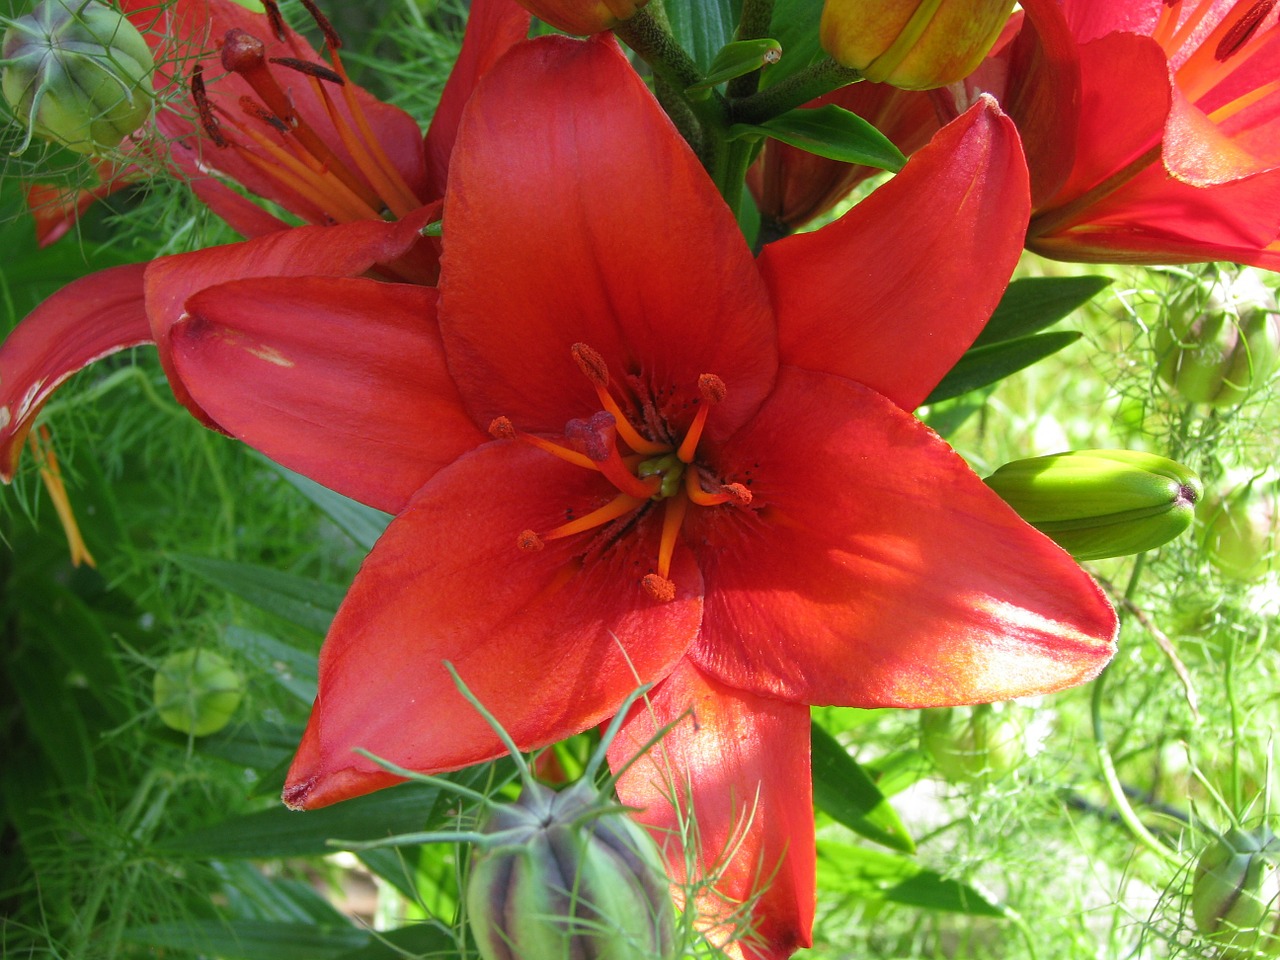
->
571, 344, 666, 455
543, 493, 647, 541
655, 493, 687, 580
685, 472, 753, 507
489, 417, 600, 471
29, 426, 96, 568
676, 374, 725, 464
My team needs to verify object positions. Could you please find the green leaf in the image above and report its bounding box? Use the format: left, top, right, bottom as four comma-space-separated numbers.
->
760, 0, 825, 89
925, 332, 1082, 404
221, 626, 319, 704
811, 722, 915, 852
169, 553, 347, 635
122, 920, 370, 960
731, 104, 906, 170
332, 922, 459, 960
816, 842, 1009, 917
860, 747, 933, 798
975, 275, 1112, 347
687, 38, 783, 92
154, 781, 445, 859
665, 0, 741, 72
262, 455, 392, 551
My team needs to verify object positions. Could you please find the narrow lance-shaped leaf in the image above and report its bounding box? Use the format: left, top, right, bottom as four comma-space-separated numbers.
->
168, 553, 347, 635
687, 38, 783, 93
975, 275, 1112, 347
817, 841, 1010, 917
733, 104, 907, 170
811, 721, 915, 852
925, 331, 1082, 404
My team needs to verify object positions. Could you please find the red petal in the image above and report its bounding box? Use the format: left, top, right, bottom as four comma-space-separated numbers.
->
686, 367, 1117, 707
759, 97, 1029, 413
284, 444, 703, 809
439, 35, 777, 439
1058, 0, 1164, 43
170, 277, 483, 513
1, 263, 149, 482
144, 212, 436, 429
423, 0, 531, 200
609, 661, 815, 960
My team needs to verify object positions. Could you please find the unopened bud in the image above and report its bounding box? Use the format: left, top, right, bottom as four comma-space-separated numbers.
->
153, 648, 244, 737
984, 450, 1202, 561
2, 0, 154, 154
919, 702, 1025, 783
1191, 826, 1280, 959
1156, 271, 1280, 406
1200, 474, 1279, 581
467, 778, 675, 960
515, 0, 649, 35
819, 0, 1014, 90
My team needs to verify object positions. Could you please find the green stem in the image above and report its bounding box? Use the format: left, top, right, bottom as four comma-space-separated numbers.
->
730, 58, 861, 125
727, 0, 775, 99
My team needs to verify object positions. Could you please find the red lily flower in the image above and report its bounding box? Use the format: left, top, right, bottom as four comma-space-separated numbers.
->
971, 0, 1280, 265
0, 0, 529, 479
161, 35, 1116, 958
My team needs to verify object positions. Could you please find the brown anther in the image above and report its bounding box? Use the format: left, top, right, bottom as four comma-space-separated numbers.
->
488, 417, 516, 440
698, 373, 727, 404
721, 482, 752, 506
239, 96, 288, 133
221, 28, 267, 73
571, 343, 610, 386
191, 66, 226, 147
269, 56, 344, 85
300, 0, 343, 51
642, 573, 676, 602
1217, 0, 1276, 61
262, 0, 287, 41
518, 529, 545, 551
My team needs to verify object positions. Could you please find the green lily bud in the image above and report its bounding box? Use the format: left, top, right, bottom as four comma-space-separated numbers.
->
153, 649, 244, 737
1201, 475, 1279, 581
919, 702, 1025, 783
1191, 826, 1280, 958
1156, 271, 1280, 406
984, 450, 1202, 561
2, 0, 154, 154
819, 0, 1014, 90
467, 777, 675, 960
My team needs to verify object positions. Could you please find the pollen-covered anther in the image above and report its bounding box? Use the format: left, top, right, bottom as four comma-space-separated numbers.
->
489, 416, 516, 440
518, 529, 545, 551
269, 56, 344, 85
721, 482, 752, 506
642, 573, 676, 602
698, 373, 727, 404
191, 66, 227, 147
1216, 0, 1276, 61
571, 342, 610, 386
239, 96, 288, 133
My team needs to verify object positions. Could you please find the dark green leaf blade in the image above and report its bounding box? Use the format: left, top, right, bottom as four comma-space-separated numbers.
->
169, 553, 346, 635
975, 275, 1112, 347
665, 0, 740, 72
817, 842, 1009, 917
926, 331, 1082, 404
732, 104, 906, 170
122, 920, 369, 960
811, 722, 915, 853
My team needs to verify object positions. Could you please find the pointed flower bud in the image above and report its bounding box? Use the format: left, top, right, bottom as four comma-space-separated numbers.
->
1191, 826, 1280, 959
919, 702, 1026, 783
1200, 474, 1279, 582
1156, 272, 1280, 407
984, 450, 1202, 562
2, 0, 153, 155
819, 0, 1014, 90
514, 0, 649, 35
467, 777, 676, 960
153, 649, 244, 737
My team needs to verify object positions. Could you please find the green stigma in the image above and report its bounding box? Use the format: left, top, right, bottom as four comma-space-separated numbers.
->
637, 453, 685, 500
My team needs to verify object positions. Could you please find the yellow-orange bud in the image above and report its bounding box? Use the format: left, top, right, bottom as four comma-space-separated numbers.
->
819, 0, 1014, 90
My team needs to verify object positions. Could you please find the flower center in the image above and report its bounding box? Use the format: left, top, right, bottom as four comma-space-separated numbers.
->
189, 0, 422, 225
489, 344, 751, 602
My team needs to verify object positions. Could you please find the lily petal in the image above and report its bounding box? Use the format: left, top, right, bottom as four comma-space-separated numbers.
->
688, 367, 1117, 707
423, 0, 531, 200
145, 211, 436, 429
609, 660, 815, 960
1, 263, 149, 482
760, 97, 1029, 413
439, 35, 777, 439
284, 443, 704, 809
170, 276, 484, 513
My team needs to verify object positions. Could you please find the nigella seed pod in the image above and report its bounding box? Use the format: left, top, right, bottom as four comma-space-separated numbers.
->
1200, 475, 1279, 581
153, 648, 244, 737
467, 778, 675, 960
1191, 826, 1280, 958
984, 450, 1202, 561
819, 0, 1015, 90
2, 0, 154, 154
919, 702, 1025, 783
1156, 271, 1280, 407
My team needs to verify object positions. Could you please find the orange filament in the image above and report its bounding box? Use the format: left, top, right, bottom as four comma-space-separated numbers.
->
655, 494, 688, 580
676, 374, 725, 463
542, 493, 647, 541
29, 426, 96, 569
490, 418, 599, 472
571, 343, 666, 455
685, 472, 752, 507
